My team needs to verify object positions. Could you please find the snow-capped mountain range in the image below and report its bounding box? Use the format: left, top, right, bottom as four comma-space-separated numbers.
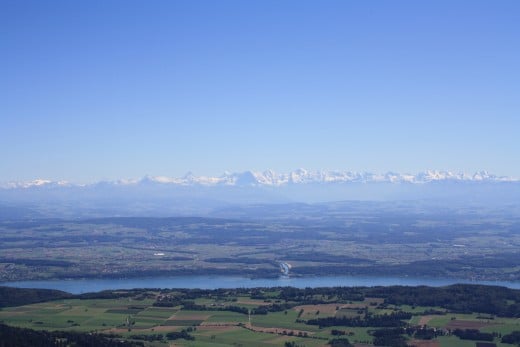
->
1, 169, 517, 189
1, 169, 519, 219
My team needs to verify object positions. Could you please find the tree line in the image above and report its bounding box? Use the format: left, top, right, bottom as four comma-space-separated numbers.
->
0, 323, 142, 347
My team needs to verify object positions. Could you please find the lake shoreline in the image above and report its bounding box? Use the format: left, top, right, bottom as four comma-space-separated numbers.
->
2, 274, 520, 294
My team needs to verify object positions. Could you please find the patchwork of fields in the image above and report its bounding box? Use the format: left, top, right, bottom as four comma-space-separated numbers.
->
1, 285, 520, 346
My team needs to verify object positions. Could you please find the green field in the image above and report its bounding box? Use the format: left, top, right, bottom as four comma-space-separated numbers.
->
1, 285, 520, 346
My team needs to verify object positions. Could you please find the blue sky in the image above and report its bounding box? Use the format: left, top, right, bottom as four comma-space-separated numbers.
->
1, 1, 519, 182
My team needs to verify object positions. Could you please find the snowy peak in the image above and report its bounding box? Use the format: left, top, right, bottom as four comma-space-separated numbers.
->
1, 179, 72, 189
1, 170, 518, 190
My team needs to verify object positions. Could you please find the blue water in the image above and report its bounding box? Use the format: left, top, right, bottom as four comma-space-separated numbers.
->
2, 275, 520, 294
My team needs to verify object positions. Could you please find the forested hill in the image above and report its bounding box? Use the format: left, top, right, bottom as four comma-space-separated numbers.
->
0, 286, 72, 308
0, 323, 142, 347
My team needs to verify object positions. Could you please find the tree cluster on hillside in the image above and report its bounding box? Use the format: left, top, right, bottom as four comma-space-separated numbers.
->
452, 329, 495, 341
306, 311, 412, 328
182, 301, 249, 314
327, 337, 354, 347
0, 323, 142, 347
0, 287, 71, 308
501, 331, 520, 345
370, 328, 408, 347
165, 329, 195, 341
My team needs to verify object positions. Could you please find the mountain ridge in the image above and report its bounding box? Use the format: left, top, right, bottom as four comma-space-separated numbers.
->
2, 169, 518, 190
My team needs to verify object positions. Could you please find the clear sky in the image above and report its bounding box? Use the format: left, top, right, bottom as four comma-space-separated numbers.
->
1, 1, 519, 182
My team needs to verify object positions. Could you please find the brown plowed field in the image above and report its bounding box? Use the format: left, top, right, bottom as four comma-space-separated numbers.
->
409, 339, 440, 347
418, 315, 437, 326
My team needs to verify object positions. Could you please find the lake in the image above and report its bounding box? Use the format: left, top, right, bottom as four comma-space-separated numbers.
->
2, 275, 520, 294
